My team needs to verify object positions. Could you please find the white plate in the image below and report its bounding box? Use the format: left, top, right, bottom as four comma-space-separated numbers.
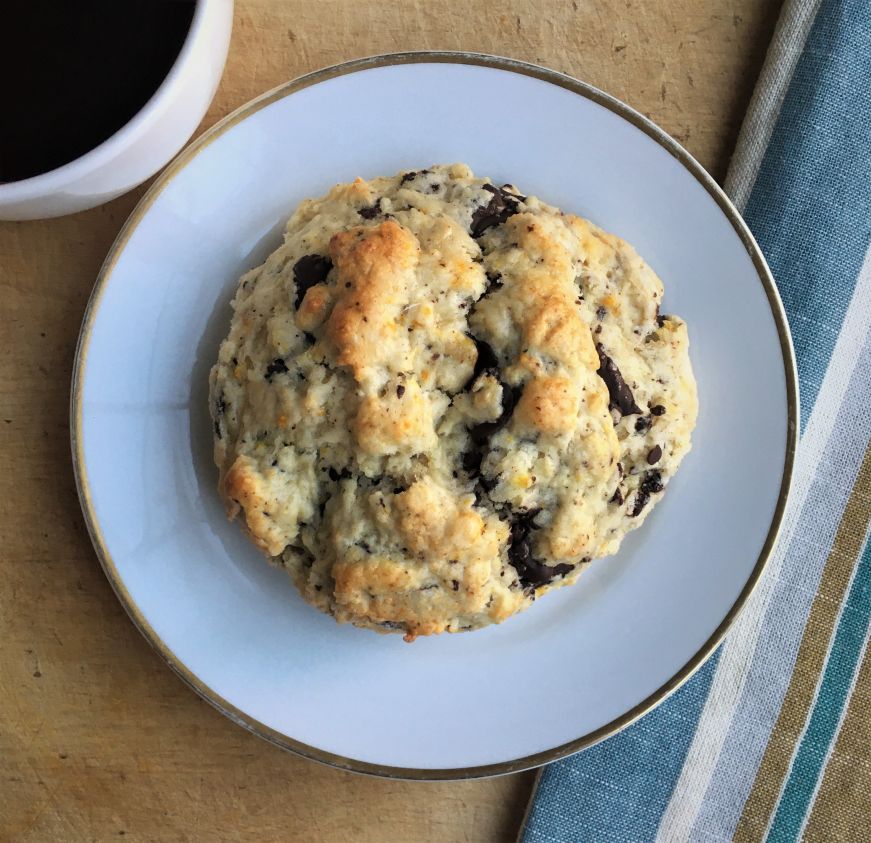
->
72, 53, 797, 778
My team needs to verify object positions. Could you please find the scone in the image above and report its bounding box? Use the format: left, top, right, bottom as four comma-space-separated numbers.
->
209, 164, 698, 641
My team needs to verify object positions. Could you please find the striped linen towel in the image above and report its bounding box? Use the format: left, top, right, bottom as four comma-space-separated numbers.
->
521, 0, 871, 840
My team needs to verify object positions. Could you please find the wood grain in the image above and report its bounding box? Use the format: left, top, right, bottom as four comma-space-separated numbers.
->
0, 1, 780, 840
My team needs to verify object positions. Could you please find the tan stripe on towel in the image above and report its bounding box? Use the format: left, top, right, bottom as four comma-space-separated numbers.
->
733, 442, 871, 842
801, 508, 871, 841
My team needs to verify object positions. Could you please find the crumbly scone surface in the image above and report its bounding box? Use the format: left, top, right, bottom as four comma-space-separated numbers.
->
209, 164, 698, 640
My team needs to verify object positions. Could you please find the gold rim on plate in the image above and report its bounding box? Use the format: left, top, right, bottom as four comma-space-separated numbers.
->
70, 51, 799, 780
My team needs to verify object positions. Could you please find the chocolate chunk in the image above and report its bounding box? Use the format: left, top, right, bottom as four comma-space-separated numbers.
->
327, 467, 351, 482
359, 198, 382, 219
265, 358, 288, 381
596, 305, 607, 320
507, 510, 573, 589
657, 313, 668, 328
644, 470, 663, 494
485, 270, 503, 292
463, 378, 523, 495
510, 506, 540, 533
501, 184, 528, 202
213, 419, 221, 438
473, 270, 504, 305
502, 382, 523, 419
470, 184, 522, 237
380, 620, 405, 630
596, 343, 642, 415
630, 470, 664, 517
468, 381, 522, 444
629, 492, 645, 517
463, 448, 484, 477
451, 579, 459, 591
468, 422, 493, 447
466, 335, 499, 386
635, 416, 651, 433
400, 169, 429, 185
610, 487, 624, 505
293, 254, 333, 308
396, 384, 406, 398
470, 471, 498, 508
477, 473, 498, 493
650, 404, 666, 416
647, 445, 663, 465
303, 332, 316, 345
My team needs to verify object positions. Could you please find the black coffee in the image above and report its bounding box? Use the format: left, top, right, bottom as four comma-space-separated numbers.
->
1, 2, 195, 184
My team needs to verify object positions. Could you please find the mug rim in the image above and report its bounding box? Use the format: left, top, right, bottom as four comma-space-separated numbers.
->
0, 0, 208, 201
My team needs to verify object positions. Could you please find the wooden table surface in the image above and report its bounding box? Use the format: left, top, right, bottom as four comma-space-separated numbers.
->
0, 1, 780, 840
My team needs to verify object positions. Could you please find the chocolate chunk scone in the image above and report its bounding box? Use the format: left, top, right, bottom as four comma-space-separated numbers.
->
209, 164, 698, 641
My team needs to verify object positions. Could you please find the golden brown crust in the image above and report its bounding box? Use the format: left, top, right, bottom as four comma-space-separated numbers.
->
296, 283, 333, 332
545, 498, 596, 560
326, 220, 419, 381
394, 477, 505, 575
222, 456, 286, 556
515, 376, 580, 435
522, 295, 598, 371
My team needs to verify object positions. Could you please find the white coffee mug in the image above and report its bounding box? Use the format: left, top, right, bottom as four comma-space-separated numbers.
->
0, 0, 233, 221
